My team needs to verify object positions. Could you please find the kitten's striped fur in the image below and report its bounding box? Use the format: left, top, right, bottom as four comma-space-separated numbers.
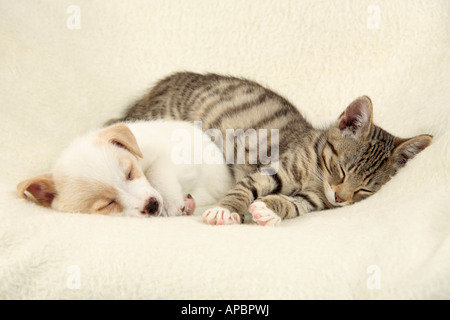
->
108, 72, 432, 225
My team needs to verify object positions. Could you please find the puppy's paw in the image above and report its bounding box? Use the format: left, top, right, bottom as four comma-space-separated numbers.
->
182, 193, 195, 215
163, 194, 196, 216
249, 201, 281, 227
202, 207, 241, 225
163, 203, 183, 216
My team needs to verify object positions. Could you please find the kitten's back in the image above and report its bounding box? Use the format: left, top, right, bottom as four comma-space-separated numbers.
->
116, 72, 312, 134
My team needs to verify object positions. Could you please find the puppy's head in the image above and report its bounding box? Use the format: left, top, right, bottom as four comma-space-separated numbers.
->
17, 123, 164, 217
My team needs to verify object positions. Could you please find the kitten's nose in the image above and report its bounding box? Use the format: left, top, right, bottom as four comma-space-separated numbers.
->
335, 193, 344, 203
144, 198, 160, 215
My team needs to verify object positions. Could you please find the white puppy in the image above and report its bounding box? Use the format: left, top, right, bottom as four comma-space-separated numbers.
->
17, 120, 234, 217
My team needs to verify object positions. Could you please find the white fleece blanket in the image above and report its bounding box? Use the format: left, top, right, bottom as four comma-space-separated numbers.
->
1, 0, 449, 299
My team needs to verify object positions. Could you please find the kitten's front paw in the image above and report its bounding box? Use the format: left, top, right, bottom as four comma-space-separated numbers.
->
202, 207, 241, 225
249, 201, 281, 227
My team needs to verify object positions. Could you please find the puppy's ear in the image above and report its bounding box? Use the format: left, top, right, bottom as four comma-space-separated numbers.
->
99, 123, 143, 158
17, 173, 56, 207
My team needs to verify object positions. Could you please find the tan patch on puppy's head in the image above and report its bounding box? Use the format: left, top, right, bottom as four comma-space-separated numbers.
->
98, 123, 143, 158
53, 177, 123, 215
17, 174, 124, 215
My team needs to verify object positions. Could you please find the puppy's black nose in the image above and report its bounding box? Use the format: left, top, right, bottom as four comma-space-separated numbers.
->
145, 198, 160, 215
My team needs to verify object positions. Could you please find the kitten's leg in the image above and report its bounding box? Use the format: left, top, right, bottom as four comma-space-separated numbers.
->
202, 171, 282, 225
249, 194, 316, 227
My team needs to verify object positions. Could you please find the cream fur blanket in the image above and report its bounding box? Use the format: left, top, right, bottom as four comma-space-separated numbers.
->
0, 0, 449, 299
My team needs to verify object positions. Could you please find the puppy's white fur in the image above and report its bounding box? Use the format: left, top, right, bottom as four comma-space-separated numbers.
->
17, 120, 234, 217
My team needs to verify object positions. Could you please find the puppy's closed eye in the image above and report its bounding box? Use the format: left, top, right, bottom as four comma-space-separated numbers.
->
94, 199, 118, 213
126, 166, 135, 181
119, 157, 142, 181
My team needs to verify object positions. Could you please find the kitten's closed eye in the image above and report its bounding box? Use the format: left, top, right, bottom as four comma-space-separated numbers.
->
355, 188, 372, 194
352, 188, 374, 202
339, 166, 346, 181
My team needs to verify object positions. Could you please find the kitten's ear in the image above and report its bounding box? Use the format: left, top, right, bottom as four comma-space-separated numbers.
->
17, 173, 56, 207
337, 96, 373, 139
392, 135, 433, 168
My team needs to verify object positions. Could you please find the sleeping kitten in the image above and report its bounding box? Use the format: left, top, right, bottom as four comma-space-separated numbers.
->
107, 72, 432, 226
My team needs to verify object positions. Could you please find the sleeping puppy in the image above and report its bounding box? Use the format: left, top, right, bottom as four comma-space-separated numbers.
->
17, 120, 234, 217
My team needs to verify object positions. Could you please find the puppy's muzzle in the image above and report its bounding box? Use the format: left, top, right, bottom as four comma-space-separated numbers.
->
143, 197, 160, 216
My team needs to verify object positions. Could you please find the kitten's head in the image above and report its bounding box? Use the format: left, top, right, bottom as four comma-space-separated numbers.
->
322, 96, 432, 207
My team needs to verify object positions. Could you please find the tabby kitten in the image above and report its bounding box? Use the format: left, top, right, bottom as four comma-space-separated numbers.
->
108, 72, 432, 226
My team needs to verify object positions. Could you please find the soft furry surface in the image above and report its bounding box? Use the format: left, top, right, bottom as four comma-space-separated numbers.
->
1, 0, 449, 299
